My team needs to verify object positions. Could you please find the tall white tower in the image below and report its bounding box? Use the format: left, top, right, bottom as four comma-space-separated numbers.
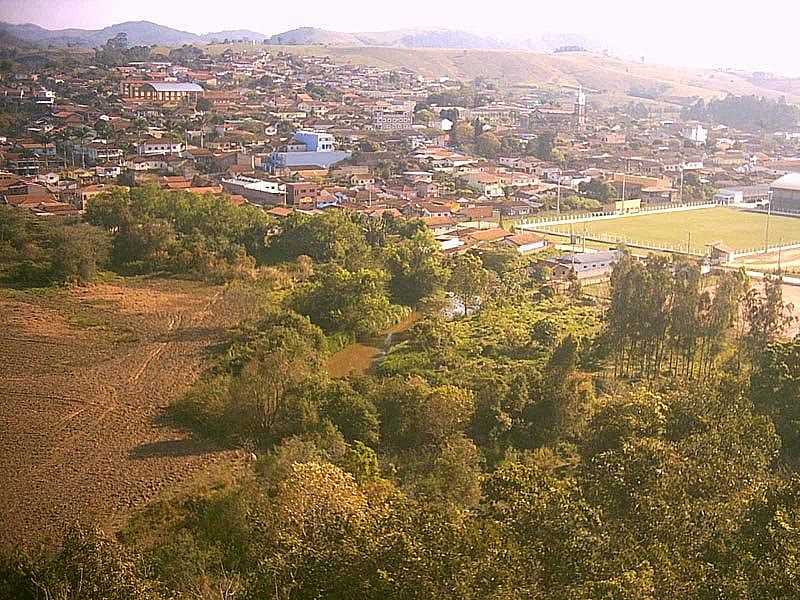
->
575, 85, 587, 128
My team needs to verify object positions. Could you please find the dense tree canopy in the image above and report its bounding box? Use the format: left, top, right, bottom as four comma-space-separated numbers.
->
0, 206, 110, 285
86, 186, 273, 280
684, 94, 800, 132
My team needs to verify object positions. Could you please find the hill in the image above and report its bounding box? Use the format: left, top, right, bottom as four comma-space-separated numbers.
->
266, 27, 365, 46
199, 29, 268, 43
255, 44, 800, 104
0, 21, 600, 53
0, 20, 200, 47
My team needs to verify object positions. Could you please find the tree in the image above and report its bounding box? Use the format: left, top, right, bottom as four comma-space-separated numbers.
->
295, 265, 406, 337
751, 339, 800, 463
268, 211, 371, 270
534, 131, 556, 160
0, 207, 110, 286
196, 96, 213, 112
448, 253, 491, 316
50, 223, 111, 284
0, 525, 162, 600
245, 462, 375, 600
86, 186, 272, 278
476, 132, 501, 158
321, 380, 381, 446
451, 121, 475, 147
578, 179, 617, 202
410, 433, 483, 508
384, 230, 449, 305
375, 377, 475, 450
415, 108, 435, 127
226, 333, 320, 444
742, 276, 796, 364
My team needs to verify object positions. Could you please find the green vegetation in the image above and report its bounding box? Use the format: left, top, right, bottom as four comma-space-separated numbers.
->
0, 205, 110, 286
85, 185, 274, 281
4, 198, 800, 599
684, 94, 800, 132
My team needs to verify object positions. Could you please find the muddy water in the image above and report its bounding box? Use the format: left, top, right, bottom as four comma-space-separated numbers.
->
326, 312, 419, 378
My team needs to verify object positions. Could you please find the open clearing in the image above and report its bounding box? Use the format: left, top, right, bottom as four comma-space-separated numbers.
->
546, 208, 800, 253
0, 278, 246, 548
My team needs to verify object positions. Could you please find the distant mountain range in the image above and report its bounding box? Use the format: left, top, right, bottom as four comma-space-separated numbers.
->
0, 20, 602, 53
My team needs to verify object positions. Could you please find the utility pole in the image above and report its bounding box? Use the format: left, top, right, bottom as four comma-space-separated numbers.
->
679, 167, 684, 205
583, 222, 587, 253
764, 190, 773, 253
687, 231, 691, 254
556, 182, 561, 215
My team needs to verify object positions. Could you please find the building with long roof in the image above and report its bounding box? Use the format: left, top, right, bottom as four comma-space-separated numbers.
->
770, 172, 800, 213
119, 81, 204, 104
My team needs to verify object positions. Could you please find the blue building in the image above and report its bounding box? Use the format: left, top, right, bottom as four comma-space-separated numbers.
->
268, 130, 350, 171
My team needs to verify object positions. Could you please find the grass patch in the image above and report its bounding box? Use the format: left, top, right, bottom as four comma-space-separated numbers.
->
66, 309, 109, 330
543, 208, 800, 253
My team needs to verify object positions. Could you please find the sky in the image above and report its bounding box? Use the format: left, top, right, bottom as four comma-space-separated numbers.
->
2, 0, 800, 76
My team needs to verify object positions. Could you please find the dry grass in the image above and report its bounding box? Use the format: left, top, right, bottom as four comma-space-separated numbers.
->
211, 44, 800, 103
0, 278, 249, 548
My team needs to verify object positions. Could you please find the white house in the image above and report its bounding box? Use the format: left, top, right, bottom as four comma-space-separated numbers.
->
681, 124, 708, 145
125, 155, 169, 171
504, 232, 548, 254
137, 138, 184, 156
72, 141, 123, 165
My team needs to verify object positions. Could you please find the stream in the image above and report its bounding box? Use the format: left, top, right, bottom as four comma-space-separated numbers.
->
326, 312, 419, 378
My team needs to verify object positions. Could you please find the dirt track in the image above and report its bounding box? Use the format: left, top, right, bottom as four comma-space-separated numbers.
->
0, 279, 241, 548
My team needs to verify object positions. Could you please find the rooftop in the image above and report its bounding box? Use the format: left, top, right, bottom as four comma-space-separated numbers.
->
771, 172, 800, 192
142, 82, 204, 93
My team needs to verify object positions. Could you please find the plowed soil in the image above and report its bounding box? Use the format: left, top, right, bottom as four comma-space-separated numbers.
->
0, 278, 243, 548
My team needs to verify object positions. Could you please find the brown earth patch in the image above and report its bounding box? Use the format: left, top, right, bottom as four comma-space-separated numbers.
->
0, 278, 244, 548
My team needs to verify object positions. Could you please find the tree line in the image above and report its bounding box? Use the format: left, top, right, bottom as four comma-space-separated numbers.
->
606, 252, 795, 380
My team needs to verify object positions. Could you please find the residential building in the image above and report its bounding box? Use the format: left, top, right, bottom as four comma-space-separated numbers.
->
120, 81, 204, 104
374, 109, 413, 131
269, 130, 350, 170
221, 176, 286, 205
547, 250, 621, 280
72, 141, 123, 165
713, 184, 770, 206
504, 232, 549, 254
137, 138, 184, 156
285, 181, 319, 205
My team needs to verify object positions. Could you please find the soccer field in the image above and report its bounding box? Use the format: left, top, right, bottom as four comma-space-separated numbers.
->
548, 208, 800, 253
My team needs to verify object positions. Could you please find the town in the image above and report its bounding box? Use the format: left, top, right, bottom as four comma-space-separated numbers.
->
2, 33, 800, 281
3, 13, 800, 600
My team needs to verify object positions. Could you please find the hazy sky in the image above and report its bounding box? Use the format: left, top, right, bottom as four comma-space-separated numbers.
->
2, 0, 800, 76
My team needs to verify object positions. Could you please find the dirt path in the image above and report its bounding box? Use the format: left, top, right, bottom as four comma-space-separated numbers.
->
0, 280, 240, 548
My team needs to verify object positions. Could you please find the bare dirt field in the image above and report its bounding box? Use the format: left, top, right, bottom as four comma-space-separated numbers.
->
0, 278, 245, 548
737, 248, 800, 275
